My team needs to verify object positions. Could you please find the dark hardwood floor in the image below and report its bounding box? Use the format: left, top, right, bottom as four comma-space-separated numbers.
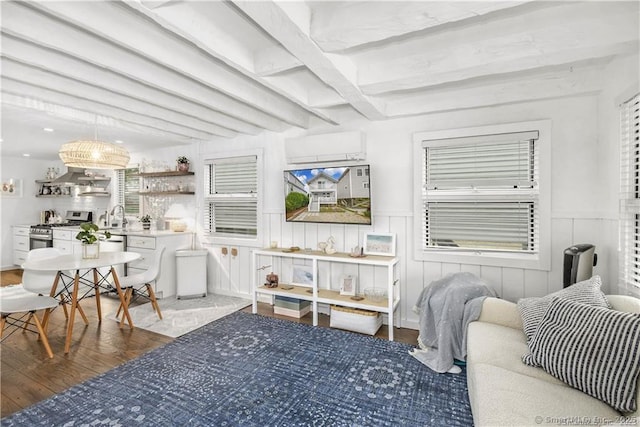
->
1, 268, 418, 418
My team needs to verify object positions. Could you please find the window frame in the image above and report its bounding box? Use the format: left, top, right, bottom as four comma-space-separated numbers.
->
413, 120, 551, 270
619, 93, 640, 295
115, 165, 140, 217
201, 150, 263, 248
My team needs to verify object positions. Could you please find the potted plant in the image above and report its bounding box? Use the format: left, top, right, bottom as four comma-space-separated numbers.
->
75, 222, 111, 259
176, 156, 190, 172
140, 214, 152, 230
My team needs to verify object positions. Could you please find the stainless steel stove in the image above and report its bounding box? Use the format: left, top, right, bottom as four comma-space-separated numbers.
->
29, 211, 93, 250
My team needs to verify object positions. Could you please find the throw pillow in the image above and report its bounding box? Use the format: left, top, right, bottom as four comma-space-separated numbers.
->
522, 297, 640, 413
517, 275, 609, 342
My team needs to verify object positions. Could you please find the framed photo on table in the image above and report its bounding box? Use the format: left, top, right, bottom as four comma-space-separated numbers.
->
340, 274, 357, 296
363, 232, 396, 256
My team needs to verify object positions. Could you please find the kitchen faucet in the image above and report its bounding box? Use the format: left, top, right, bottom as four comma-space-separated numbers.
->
110, 204, 127, 228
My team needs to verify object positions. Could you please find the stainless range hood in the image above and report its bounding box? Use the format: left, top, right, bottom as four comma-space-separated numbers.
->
52, 167, 86, 185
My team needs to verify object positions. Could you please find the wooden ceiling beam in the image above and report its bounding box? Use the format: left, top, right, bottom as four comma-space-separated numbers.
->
29, 1, 312, 129
1, 59, 237, 139
357, 1, 639, 95
1, 2, 288, 133
1, 35, 261, 135
232, 0, 387, 121
310, 1, 528, 52
385, 65, 605, 117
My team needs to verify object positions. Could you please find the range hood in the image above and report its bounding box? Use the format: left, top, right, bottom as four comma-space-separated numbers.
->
52, 167, 87, 185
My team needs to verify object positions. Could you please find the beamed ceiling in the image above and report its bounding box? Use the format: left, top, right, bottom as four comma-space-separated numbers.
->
1, 1, 638, 160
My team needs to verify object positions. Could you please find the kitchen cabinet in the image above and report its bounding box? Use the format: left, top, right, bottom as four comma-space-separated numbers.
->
252, 248, 400, 340
13, 226, 30, 266
53, 229, 74, 254
137, 171, 195, 196
125, 232, 192, 298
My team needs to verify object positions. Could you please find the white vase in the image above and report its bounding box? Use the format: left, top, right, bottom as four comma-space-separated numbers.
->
82, 243, 100, 259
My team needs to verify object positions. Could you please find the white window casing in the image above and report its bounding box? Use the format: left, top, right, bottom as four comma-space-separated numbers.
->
413, 120, 551, 270
203, 153, 262, 246
619, 93, 640, 294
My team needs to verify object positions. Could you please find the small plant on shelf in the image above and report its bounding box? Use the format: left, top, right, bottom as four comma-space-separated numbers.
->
176, 156, 190, 172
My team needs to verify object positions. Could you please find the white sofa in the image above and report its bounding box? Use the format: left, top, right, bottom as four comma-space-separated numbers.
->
467, 295, 640, 426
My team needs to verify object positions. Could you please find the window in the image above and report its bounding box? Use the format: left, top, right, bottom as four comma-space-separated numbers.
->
413, 121, 550, 269
115, 166, 140, 216
204, 155, 258, 238
620, 93, 640, 294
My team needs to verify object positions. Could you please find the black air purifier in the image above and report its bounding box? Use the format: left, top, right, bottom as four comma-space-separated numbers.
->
563, 244, 597, 288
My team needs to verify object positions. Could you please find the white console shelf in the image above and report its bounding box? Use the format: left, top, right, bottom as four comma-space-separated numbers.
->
252, 248, 400, 340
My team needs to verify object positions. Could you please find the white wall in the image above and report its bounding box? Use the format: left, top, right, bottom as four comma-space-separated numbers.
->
195, 54, 638, 329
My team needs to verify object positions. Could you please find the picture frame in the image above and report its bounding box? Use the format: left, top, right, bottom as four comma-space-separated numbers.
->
1, 179, 22, 198
363, 232, 396, 256
291, 264, 314, 286
340, 274, 357, 296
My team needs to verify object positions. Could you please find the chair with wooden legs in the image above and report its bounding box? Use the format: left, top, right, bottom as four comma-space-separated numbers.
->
117, 246, 166, 322
0, 291, 59, 358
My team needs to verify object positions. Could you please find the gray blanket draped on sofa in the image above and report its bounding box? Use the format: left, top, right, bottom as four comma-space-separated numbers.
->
411, 272, 497, 373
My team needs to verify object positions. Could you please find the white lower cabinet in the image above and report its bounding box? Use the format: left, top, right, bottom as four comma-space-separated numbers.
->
125, 233, 192, 299
13, 226, 30, 266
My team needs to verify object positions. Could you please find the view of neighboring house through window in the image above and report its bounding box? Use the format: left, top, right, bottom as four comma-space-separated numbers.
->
620, 93, 640, 294
116, 166, 140, 216
204, 155, 258, 238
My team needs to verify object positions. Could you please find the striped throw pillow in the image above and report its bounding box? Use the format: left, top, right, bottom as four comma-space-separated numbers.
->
522, 297, 640, 413
517, 275, 609, 342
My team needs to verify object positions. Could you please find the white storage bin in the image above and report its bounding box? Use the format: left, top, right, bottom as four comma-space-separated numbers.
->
330, 305, 382, 335
176, 249, 208, 299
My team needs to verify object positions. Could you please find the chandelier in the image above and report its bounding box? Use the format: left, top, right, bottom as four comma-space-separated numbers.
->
59, 140, 130, 170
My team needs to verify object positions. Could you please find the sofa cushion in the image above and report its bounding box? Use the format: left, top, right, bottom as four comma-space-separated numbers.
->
467, 362, 622, 426
523, 297, 640, 413
467, 321, 568, 387
517, 275, 609, 342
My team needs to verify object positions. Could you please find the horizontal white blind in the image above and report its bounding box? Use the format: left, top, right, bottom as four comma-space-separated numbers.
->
424, 131, 537, 189
620, 93, 640, 291
116, 167, 140, 216
421, 131, 539, 253
204, 156, 257, 237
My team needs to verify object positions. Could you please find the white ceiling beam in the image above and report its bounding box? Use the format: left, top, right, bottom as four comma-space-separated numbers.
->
254, 45, 303, 77
28, 1, 312, 129
385, 65, 605, 117
1, 78, 226, 141
1, 35, 260, 135
125, 1, 338, 126
310, 1, 528, 52
1, 2, 288, 133
1, 59, 237, 139
358, 1, 639, 95
232, 0, 387, 121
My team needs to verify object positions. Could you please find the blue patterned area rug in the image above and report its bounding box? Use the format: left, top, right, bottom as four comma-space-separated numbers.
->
2, 312, 473, 426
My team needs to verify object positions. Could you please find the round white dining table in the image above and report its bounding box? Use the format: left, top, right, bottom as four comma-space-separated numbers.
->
22, 251, 141, 354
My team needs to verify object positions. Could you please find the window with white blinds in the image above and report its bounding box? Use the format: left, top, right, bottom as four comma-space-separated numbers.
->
116, 166, 140, 216
204, 155, 258, 238
620, 93, 640, 293
420, 131, 540, 253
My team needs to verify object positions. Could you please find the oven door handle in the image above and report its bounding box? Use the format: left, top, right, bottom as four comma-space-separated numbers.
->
29, 234, 53, 241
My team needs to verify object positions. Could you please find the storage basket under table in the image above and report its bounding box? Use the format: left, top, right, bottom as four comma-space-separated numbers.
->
330, 305, 382, 335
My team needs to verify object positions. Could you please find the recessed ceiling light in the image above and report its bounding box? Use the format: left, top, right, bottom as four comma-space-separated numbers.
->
23, 153, 31, 157
43, 127, 54, 132
114, 140, 124, 144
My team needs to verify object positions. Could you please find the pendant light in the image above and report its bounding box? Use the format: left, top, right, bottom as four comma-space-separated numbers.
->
59, 118, 129, 169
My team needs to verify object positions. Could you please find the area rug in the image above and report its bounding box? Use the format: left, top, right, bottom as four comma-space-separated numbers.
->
2, 312, 473, 426
112, 294, 251, 337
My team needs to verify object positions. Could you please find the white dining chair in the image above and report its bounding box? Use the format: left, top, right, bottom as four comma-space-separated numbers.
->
0, 287, 59, 358
117, 246, 166, 321
21, 247, 62, 295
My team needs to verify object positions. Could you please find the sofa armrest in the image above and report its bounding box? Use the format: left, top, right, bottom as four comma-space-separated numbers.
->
475, 297, 523, 330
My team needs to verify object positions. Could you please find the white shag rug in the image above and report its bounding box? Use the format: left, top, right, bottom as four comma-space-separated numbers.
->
112, 293, 252, 338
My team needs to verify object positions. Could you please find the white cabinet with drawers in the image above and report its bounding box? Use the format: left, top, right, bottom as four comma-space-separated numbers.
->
125, 232, 192, 299
53, 229, 74, 254
13, 225, 30, 266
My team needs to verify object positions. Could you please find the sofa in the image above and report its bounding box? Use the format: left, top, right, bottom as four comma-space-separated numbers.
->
467, 294, 640, 426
